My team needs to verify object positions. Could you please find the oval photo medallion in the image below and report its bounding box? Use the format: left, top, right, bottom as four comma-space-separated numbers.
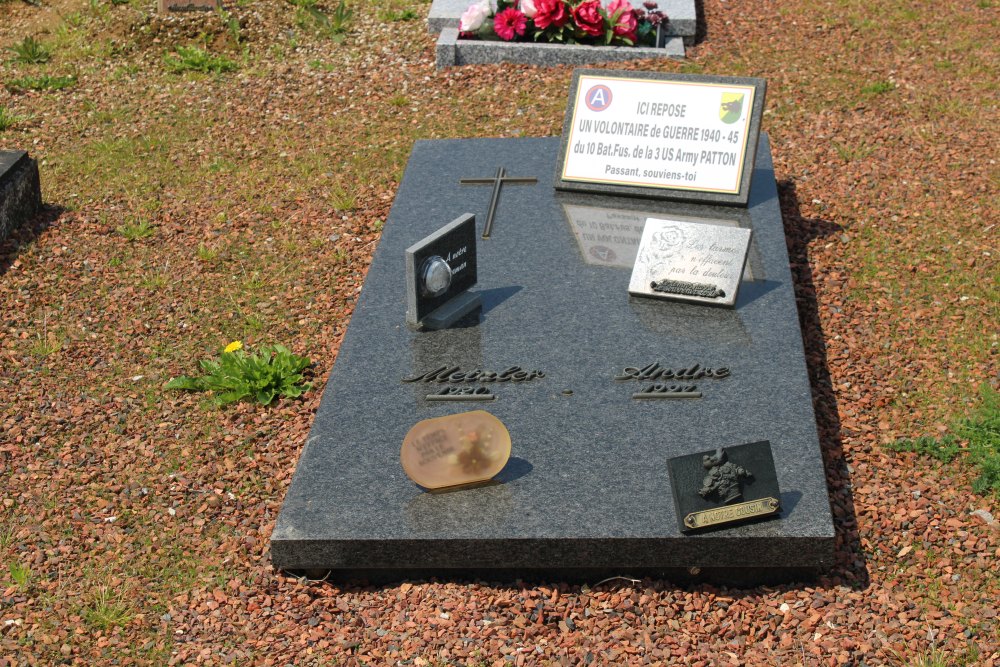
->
401, 410, 511, 490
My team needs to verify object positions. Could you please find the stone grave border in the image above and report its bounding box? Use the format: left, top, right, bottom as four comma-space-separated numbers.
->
429, 0, 696, 68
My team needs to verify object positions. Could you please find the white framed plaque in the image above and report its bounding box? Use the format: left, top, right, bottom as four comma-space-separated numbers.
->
555, 70, 767, 206
628, 218, 752, 308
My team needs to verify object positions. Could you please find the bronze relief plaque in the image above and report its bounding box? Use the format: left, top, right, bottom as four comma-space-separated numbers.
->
667, 441, 781, 533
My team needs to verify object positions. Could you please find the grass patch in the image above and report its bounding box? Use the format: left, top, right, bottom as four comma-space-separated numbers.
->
330, 185, 356, 211
962, 386, 1000, 494
378, 7, 418, 21
83, 587, 134, 630
861, 80, 894, 96
295, 0, 353, 38
6, 74, 77, 92
196, 243, 219, 261
887, 385, 1000, 496
0, 107, 25, 131
833, 141, 874, 161
8, 562, 31, 589
0, 522, 16, 550
30, 332, 64, 357
116, 219, 155, 241
163, 46, 237, 74
7, 36, 51, 64
887, 435, 962, 462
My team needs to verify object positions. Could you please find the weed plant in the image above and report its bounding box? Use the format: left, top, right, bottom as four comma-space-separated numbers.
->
165, 342, 312, 407
6, 74, 77, 92
296, 0, 353, 38
0, 107, 24, 131
217, 7, 243, 44
379, 8, 418, 21
116, 219, 155, 241
8, 36, 51, 64
163, 46, 237, 74
8, 562, 31, 589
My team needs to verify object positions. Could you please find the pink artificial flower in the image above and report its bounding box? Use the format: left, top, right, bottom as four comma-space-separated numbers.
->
607, 0, 638, 41
572, 0, 604, 37
533, 0, 569, 30
494, 7, 528, 40
520, 0, 538, 18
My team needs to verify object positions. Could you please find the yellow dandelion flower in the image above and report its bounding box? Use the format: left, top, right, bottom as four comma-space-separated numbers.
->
223, 340, 243, 354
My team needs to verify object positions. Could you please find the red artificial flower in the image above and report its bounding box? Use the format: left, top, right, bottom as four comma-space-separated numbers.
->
572, 0, 605, 37
533, 0, 570, 30
607, 0, 637, 41
494, 8, 528, 40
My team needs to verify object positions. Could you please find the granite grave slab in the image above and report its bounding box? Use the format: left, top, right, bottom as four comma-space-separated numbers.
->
0, 150, 42, 242
271, 135, 835, 583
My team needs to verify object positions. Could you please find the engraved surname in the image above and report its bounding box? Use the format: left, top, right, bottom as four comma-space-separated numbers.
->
403, 366, 545, 384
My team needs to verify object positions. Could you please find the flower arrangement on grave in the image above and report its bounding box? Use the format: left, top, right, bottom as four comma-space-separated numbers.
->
459, 0, 668, 47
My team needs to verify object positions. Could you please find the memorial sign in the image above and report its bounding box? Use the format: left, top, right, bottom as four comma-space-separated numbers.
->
628, 217, 752, 307
556, 70, 766, 206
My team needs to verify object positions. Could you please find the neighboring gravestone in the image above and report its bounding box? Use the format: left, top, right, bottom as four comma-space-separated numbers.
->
428, 0, 697, 45
432, 0, 691, 66
271, 133, 835, 583
0, 150, 42, 242
158, 0, 219, 12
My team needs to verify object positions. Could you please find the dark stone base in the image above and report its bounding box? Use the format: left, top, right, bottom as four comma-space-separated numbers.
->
0, 151, 42, 241
288, 567, 823, 588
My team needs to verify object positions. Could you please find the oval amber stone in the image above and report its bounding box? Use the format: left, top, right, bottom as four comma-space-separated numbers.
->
401, 410, 512, 490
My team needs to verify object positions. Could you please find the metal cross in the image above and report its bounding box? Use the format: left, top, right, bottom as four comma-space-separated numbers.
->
460, 167, 537, 239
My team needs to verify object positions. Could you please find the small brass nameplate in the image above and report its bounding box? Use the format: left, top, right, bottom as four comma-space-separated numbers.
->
683, 496, 779, 530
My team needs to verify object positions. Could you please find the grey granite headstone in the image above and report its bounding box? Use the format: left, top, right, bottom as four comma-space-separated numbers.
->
271, 135, 835, 584
0, 150, 42, 242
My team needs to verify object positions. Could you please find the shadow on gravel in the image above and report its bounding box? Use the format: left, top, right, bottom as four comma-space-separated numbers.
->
0, 205, 63, 278
778, 179, 870, 592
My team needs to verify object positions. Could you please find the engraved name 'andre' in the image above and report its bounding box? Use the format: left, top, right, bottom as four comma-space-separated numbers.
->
403, 366, 545, 384
616, 362, 729, 400
614, 362, 730, 382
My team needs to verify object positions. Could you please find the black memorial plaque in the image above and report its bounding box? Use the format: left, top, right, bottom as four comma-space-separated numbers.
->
668, 441, 781, 533
405, 213, 480, 329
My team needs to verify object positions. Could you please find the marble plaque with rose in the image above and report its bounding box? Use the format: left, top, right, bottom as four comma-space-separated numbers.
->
628, 218, 751, 307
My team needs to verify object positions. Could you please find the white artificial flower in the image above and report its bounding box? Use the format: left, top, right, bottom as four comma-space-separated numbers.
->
459, 0, 491, 31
